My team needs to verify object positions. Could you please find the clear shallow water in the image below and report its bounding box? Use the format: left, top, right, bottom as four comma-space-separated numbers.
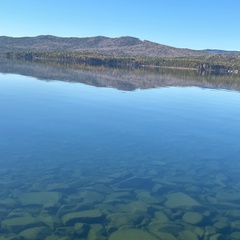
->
1, 72, 240, 239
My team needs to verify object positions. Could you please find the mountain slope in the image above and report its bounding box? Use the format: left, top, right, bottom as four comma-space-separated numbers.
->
0, 35, 208, 58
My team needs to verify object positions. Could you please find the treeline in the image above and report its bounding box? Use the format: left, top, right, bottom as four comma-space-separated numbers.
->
1, 51, 240, 73
0, 51, 139, 68
144, 56, 240, 72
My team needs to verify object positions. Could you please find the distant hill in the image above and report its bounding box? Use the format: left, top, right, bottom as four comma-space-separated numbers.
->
203, 49, 240, 55
1, 35, 240, 71
0, 35, 212, 58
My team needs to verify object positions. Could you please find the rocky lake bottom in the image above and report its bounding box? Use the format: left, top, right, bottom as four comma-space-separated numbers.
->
1, 66, 240, 240
1, 153, 240, 240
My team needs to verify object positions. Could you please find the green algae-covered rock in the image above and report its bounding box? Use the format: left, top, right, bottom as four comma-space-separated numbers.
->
62, 209, 103, 225
109, 229, 159, 240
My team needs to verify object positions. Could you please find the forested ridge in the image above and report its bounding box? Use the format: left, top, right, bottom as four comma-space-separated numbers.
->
0, 35, 240, 72
1, 51, 240, 73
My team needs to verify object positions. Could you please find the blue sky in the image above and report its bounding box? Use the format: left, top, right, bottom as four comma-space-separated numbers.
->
1, 0, 239, 50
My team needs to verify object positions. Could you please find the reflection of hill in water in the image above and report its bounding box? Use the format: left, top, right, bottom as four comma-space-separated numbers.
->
1, 58, 240, 91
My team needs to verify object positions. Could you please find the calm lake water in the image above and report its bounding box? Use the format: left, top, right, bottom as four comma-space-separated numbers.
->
1, 60, 240, 240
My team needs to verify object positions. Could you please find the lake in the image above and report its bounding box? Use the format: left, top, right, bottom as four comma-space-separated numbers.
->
1, 59, 240, 240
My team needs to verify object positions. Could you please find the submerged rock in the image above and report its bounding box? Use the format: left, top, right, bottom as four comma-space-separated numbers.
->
57, 203, 84, 218
213, 221, 229, 231
204, 226, 217, 237
46, 183, 70, 192
19, 191, 62, 207
154, 211, 169, 222
216, 192, 240, 202
193, 227, 205, 238
0, 234, 22, 240
0, 198, 19, 208
7, 208, 31, 218
1, 216, 43, 232
74, 223, 89, 238
182, 212, 203, 225
135, 190, 159, 204
164, 192, 201, 209
227, 210, 240, 219
178, 230, 199, 240
54, 226, 74, 236
104, 191, 132, 204
87, 224, 106, 240
148, 221, 183, 236
106, 213, 137, 233
209, 234, 224, 240
45, 235, 60, 240
231, 220, 240, 230
62, 209, 103, 226
231, 232, 240, 239
18, 227, 50, 240
115, 177, 154, 189
78, 190, 105, 204
214, 173, 228, 187
126, 200, 149, 216
87, 184, 113, 194
152, 183, 163, 193
38, 213, 62, 229
109, 229, 159, 240
152, 232, 177, 240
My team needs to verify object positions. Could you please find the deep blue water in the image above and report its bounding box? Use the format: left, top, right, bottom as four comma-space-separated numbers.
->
1, 74, 240, 166
1, 72, 240, 239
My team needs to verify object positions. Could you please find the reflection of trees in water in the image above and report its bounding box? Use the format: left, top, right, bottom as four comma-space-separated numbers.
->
0, 58, 240, 91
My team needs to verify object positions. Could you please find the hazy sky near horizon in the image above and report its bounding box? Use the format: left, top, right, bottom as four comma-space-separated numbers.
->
1, 0, 239, 50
